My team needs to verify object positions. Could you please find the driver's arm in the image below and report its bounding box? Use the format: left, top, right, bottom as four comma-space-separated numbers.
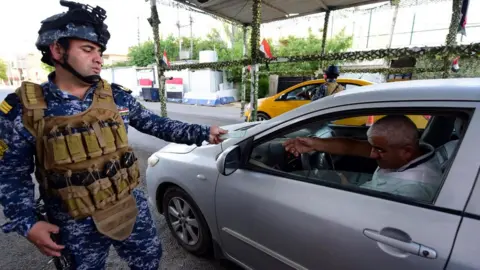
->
311, 137, 372, 158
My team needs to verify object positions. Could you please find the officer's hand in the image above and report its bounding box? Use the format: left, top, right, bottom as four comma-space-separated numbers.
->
209, 126, 228, 144
27, 221, 65, 257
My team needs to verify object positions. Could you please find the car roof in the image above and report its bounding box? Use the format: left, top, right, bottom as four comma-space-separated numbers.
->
314, 78, 374, 85
273, 78, 373, 98
272, 78, 480, 121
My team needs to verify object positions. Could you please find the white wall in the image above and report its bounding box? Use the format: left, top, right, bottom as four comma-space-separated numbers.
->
101, 67, 141, 97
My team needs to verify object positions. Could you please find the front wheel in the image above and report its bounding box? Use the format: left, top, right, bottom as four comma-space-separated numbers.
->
256, 112, 271, 121
163, 187, 213, 257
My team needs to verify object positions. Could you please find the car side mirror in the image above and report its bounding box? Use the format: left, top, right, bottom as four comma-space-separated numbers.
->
275, 94, 285, 101
216, 145, 241, 176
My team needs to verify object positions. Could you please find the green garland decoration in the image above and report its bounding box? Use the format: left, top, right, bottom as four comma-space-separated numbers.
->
262, 43, 480, 64
342, 67, 444, 74
319, 10, 330, 70
148, 2, 167, 117
258, 67, 444, 77
165, 59, 249, 71
240, 66, 247, 117
249, 0, 262, 122
240, 25, 248, 117
250, 0, 262, 65
163, 43, 479, 71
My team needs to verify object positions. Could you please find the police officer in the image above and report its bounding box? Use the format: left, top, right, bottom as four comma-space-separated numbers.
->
311, 65, 345, 101
0, 1, 226, 269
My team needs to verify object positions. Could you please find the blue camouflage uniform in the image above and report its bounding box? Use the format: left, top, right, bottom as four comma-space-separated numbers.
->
0, 72, 211, 269
311, 79, 343, 101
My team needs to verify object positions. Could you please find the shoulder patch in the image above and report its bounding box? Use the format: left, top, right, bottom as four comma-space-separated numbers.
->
0, 93, 20, 116
111, 83, 133, 94
0, 139, 8, 160
0, 100, 12, 114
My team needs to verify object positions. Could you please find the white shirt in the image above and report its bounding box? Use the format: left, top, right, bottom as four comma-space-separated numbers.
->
361, 143, 442, 202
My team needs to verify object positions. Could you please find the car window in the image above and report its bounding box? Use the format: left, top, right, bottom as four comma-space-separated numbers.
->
247, 111, 471, 205
283, 84, 321, 101
343, 83, 360, 90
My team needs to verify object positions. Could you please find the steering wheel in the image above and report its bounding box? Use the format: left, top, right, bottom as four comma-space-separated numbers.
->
301, 151, 335, 171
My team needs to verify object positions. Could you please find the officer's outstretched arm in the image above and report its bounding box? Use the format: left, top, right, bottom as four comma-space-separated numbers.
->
0, 94, 37, 238
124, 92, 211, 146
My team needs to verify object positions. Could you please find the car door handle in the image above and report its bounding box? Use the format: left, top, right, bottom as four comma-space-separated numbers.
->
363, 228, 437, 259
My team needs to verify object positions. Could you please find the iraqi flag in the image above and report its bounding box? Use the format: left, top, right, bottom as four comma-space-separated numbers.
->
451, 56, 460, 73
163, 50, 170, 67
259, 38, 273, 59
458, 0, 469, 36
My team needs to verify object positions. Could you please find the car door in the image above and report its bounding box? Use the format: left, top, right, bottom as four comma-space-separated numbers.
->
445, 153, 480, 270
215, 101, 479, 270
268, 84, 316, 118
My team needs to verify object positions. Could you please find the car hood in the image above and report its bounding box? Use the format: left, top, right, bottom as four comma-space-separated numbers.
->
157, 121, 263, 154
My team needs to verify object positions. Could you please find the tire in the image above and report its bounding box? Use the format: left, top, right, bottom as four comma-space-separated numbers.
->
163, 187, 212, 257
257, 112, 270, 121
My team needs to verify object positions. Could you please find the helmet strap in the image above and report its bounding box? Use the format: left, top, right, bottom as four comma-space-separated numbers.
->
53, 52, 101, 85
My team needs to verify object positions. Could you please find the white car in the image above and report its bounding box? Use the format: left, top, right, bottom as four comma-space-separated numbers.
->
146, 78, 480, 270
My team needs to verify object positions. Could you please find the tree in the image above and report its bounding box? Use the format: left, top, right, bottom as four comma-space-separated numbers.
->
268, 27, 353, 74
0, 59, 7, 81
127, 35, 178, 67
128, 21, 354, 84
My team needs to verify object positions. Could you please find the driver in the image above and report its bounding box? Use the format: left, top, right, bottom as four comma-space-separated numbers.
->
283, 115, 442, 202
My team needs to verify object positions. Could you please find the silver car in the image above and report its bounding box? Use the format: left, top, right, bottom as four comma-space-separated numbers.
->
146, 78, 480, 270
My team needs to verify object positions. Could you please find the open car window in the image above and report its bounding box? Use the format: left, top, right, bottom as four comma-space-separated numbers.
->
247, 109, 472, 205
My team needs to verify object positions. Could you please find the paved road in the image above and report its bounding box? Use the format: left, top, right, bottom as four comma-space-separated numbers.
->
0, 88, 244, 270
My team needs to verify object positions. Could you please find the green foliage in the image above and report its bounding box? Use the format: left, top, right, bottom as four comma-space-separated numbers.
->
267, 27, 353, 74
258, 75, 269, 98
126, 23, 354, 83
128, 35, 178, 67
414, 56, 480, 80
243, 75, 269, 102
0, 59, 7, 81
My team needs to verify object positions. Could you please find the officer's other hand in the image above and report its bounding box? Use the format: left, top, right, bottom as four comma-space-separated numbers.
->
27, 221, 65, 257
209, 126, 228, 144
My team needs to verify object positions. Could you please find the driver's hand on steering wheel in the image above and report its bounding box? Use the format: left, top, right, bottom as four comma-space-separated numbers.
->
283, 137, 316, 157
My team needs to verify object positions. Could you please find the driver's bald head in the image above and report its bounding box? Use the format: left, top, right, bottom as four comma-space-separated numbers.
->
367, 115, 419, 147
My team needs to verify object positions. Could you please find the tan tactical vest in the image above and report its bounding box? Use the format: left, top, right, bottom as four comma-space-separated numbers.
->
326, 82, 344, 96
16, 80, 141, 241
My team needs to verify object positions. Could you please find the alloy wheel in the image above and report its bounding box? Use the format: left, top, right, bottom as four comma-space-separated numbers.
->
167, 197, 200, 246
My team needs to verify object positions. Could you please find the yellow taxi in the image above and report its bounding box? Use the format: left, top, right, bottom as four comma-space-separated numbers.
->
244, 78, 429, 128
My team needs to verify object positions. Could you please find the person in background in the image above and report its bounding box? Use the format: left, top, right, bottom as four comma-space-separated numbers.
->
311, 65, 345, 101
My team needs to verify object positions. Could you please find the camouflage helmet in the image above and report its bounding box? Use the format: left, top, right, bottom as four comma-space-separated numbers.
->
36, 1, 110, 65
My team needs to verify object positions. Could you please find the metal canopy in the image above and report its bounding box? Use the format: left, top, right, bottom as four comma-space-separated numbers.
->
172, 0, 390, 25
